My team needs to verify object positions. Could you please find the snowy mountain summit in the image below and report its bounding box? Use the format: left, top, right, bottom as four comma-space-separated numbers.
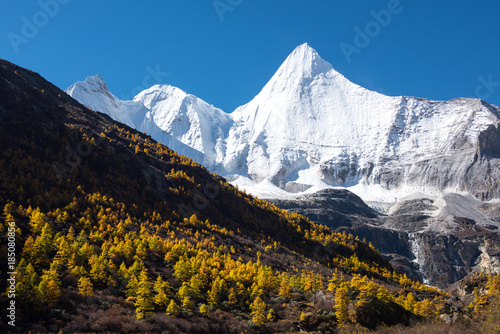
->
67, 75, 232, 167
67, 43, 500, 202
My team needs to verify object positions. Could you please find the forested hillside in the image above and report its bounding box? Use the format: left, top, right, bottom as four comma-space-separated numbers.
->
0, 59, 498, 333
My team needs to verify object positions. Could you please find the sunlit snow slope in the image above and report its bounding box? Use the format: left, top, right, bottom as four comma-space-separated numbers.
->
67, 43, 500, 202
66, 75, 232, 168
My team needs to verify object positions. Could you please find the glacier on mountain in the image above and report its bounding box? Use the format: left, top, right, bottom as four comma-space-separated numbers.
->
66, 43, 500, 204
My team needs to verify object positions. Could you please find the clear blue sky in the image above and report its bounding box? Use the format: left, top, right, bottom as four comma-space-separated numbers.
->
1, 1, 499, 111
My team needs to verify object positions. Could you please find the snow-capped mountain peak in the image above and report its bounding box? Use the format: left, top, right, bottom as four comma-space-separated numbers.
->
252, 43, 367, 100
271, 43, 333, 81
67, 43, 500, 202
66, 74, 128, 124
67, 74, 107, 93
226, 44, 402, 187
131, 83, 232, 164
66, 76, 233, 167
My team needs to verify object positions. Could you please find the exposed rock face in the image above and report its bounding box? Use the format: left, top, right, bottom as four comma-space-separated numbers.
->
271, 189, 377, 229
461, 124, 500, 200
270, 189, 500, 288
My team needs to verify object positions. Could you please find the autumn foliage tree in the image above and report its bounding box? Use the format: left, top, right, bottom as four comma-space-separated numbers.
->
251, 296, 267, 326
134, 269, 154, 320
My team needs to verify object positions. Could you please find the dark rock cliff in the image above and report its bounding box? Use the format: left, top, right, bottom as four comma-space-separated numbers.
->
270, 189, 500, 289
